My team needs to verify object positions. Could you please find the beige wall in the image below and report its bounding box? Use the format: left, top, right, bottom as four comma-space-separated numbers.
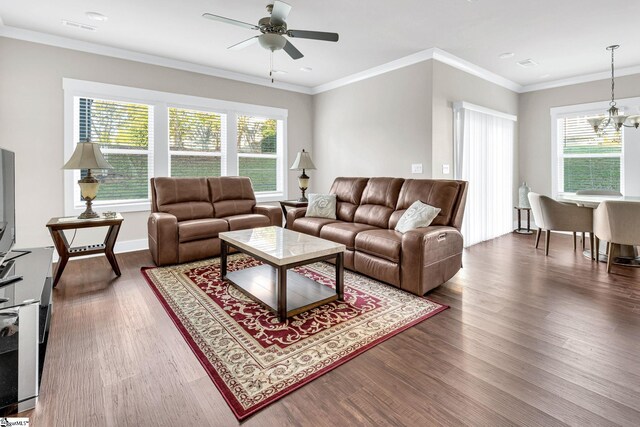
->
0, 37, 313, 249
431, 61, 519, 180
311, 61, 433, 192
519, 73, 640, 196
312, 59, 519, 195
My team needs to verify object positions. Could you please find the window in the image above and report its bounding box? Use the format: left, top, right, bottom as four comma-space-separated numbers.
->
169, 107, 224, 178
556, 116, 622, 194
77, 98, 153, 203
64, 79, 287, 215
237, 116, 282, 193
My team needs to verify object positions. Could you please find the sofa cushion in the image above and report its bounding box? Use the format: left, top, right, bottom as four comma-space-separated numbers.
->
178, 218, 228, 243
306, 193, 337, 219
391, 179, 464, 228
208, 176, 256, 218
223, 214, 271, 231
154, 177, 211, 206
153, 177, 214, 221
355, 229, 403, 263
159, 202, 214, 222
394, 201, 441, 233
292, 217, 340, 237
354, 178, 404, 228
329, 177, 369, 222
320, 222, 379, 250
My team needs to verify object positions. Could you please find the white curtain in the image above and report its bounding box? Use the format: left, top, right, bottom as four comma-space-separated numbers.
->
454, 104, 516, 247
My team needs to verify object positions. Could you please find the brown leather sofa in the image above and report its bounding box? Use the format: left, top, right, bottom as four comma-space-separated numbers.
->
286, 177, 468, 295
148, 176, 281, 266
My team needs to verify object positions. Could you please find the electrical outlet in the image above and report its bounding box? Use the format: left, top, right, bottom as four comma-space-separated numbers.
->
442, 164, 450, 174
411, 163, 423, 174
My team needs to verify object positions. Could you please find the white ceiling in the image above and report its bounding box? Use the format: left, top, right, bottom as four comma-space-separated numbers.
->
1, 0, 639, 90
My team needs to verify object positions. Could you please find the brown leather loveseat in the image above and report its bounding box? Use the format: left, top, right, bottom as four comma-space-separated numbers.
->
148, 176, 281, 266
286, 177, 468, 295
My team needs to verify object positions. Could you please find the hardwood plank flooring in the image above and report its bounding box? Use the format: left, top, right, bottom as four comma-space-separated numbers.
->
18, 232, 640, 426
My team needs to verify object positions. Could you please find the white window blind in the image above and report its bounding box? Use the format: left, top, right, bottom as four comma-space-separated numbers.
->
64, 79, 288, 215
169, 107, 226, 178
237, 115, 281, 193
77, 97, 153, 204
454, 102, 516, 247
557, 116, 622, 194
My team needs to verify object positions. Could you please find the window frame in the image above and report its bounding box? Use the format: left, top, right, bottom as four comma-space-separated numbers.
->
63, 79, 288, 216
549, 97, 640, 198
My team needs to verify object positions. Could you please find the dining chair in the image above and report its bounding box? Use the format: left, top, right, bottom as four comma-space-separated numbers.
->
528, 192, 594, 256
574, 190, 622, 249
593, 200, 640, 273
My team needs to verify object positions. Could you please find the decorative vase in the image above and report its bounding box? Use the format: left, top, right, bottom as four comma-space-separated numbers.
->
519, 181, 531, 208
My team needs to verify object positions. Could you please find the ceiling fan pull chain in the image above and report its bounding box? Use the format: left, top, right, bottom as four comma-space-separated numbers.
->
270, 51, 274, 83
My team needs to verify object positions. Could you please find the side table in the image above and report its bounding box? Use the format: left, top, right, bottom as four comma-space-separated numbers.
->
46, 214, 124, 287
279, 200, 308, 227
513, 207, 533, 235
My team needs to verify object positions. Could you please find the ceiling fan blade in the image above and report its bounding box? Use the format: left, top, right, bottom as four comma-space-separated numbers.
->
202, 13, 259, 31
228, 36, 259, 50
270, 1, 292, 26
283, 40, 303, 60
287, 30, 339, 42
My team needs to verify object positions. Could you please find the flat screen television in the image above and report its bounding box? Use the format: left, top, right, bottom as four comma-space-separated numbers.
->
0, 149, 15, 263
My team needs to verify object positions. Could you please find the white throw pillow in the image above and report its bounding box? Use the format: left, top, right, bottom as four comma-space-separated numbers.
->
394, 200, 441, 233
305, 194, 337, 219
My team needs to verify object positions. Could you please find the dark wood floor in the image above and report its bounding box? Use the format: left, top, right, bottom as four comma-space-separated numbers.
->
21, 232, 640, 426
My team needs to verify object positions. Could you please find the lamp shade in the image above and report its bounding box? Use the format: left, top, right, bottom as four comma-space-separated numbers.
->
290, 149, 316, 170
63, 142, 113, 170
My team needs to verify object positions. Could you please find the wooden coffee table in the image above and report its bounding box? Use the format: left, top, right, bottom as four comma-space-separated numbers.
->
219, 226, 345, 321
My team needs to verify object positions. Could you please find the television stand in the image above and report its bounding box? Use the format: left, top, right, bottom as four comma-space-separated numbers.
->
0, 247, 53, 415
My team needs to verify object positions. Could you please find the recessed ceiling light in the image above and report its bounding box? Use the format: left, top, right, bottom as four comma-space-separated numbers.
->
271, 69, 288, 74
540, 73, 551, 79
499, 52, 515, 59
300, 67, 312, 72
61, 20, 97, 31
86, 12, 108, 22
517, 59, 538, 68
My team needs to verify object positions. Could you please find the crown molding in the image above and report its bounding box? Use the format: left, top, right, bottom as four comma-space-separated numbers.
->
431, 48, 523, 93
311, 48, 438, 94
520, 64, 640, 93
311, 47, 523, 94
3, 24, 640, 97
0, 25, 313, 95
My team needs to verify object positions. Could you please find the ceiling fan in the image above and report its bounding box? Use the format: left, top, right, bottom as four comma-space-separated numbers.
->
202, 1, 339, 61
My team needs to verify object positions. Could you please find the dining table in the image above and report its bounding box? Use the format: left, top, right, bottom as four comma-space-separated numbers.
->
556, 194, 640, 264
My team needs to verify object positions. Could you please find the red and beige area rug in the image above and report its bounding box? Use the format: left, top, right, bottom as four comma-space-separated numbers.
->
141, 255, 447, 420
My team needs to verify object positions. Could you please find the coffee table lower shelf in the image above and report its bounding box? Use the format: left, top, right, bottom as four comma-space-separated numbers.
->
225, 264, 338, 318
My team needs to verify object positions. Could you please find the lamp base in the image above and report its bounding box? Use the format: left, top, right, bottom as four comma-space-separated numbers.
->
297, 196, 308, 203
78, 199, 99, 219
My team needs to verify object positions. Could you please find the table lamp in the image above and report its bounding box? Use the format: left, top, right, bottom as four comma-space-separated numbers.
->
290, 149, 316, 202
63, 142, 113, 219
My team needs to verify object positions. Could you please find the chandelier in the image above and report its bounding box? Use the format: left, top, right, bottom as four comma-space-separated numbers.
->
587, 45, 640, 134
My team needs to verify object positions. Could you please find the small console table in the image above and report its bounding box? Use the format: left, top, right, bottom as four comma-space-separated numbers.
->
513, 206, 533, 235
46, 214, 123, 287
279, 200, 308, 227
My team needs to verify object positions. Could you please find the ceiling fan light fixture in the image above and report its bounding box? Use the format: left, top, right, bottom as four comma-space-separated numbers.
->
259, 34, 287, 51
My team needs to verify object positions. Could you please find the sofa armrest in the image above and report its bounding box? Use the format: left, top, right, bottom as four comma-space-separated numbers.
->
401, 225, 463, 295
286, 207, 307, 229
253, 205, 283, 227
148, 212, 179, 266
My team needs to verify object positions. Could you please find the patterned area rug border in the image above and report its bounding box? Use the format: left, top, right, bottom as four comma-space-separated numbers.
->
141, 256, 447, 420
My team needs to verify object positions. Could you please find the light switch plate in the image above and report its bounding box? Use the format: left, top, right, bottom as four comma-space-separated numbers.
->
442, 164, 450, 174
411, 163, 423, 174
